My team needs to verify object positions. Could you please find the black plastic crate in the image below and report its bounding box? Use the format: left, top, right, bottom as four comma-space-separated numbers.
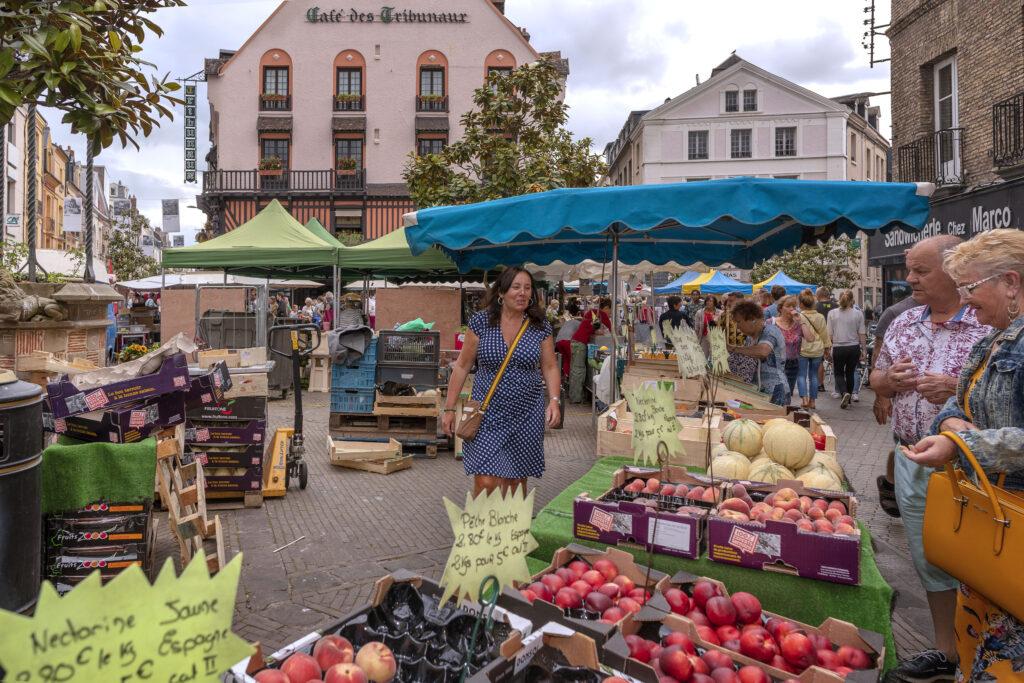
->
377, 364, 439, 387
377, 331, 440, 367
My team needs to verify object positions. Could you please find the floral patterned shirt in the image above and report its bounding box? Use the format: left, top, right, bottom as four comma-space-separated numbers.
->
875, 305, 990, 444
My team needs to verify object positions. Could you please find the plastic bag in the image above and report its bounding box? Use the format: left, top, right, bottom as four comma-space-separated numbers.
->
396, 318, 435, 332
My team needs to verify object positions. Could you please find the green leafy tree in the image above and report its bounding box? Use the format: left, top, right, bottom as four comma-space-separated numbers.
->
109, 211, 158, 280
404, 59, 606, 207
750, 237, 861, 291
0, 0, 185, 151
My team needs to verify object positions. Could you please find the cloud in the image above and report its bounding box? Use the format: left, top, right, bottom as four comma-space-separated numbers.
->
740, 21, 876, 89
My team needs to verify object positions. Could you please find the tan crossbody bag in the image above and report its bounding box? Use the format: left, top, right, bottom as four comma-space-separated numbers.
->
456, 319, 529, 441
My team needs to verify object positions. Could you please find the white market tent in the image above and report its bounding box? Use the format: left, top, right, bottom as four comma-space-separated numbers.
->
119, 272, 323, 291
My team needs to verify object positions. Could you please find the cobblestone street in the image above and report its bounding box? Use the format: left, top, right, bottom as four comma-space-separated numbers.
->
155, 388, 933, 659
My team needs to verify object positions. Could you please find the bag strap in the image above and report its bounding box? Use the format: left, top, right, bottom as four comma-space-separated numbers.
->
481, 319, 530, 412
940, 430, 1009, 554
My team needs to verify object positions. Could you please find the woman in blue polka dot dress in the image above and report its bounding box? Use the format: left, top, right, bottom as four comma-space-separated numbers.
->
443, 267, 562, 496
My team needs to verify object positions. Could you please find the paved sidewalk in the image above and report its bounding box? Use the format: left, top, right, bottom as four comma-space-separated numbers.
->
154, 387, 933, 657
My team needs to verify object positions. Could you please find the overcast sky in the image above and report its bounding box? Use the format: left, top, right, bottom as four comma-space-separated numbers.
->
44, 0, 891, 243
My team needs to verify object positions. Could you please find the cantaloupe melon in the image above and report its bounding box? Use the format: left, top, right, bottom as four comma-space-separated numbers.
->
798, 452, 843, 481
722, 419, 763, 457
747, 459, 795, 484
762, 418, 792, 433
796, 462, 843, 491
707, 451, 751, 480
711, 443, 729, 458
762, 422, 815, 471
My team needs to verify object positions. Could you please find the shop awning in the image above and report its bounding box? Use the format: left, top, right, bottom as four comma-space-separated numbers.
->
162, 199, 337, 277
404, 177, 934, 272
752, 271, 817, 294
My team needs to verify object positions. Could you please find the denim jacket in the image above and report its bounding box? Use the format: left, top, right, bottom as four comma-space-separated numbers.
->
932, 315, 1024, 491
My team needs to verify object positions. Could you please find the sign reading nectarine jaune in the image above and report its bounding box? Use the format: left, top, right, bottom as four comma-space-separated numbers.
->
0, 551, 252, 683
707, 327, 729, 376
625, 382, 682, 466
440, 487, 538, 604
665, 322, 706, 379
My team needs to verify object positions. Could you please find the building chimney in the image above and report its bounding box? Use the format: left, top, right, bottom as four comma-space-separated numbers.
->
492, 0, 505, 13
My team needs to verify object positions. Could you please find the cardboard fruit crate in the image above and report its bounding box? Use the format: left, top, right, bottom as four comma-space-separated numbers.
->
498, 544, 670, 646
706, 480, 861, 585
604, 607, 884, 683
185, 418, 266, 446
186, 396, 267, 422
184, 361, 232, 408
197, 347, 267, 369
573, 466, 715, 560
596, 398, 721, 465
225, 570, 531, 683
46, 391, 186, 444
46, 352, 190, 419
184, 443, 264, 468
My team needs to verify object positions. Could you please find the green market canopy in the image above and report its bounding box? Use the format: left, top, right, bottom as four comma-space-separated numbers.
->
162, 200, 338, 277
340, 226, 458, 277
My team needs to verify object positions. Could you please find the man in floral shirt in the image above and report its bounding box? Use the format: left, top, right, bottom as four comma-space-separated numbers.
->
871, 235, 991, 682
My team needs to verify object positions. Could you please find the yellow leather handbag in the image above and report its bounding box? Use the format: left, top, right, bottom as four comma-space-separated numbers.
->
923, 431, 1024, 621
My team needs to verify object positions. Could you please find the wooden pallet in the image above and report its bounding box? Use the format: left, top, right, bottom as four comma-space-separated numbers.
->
332, 454, 413, 474
154, 427, 229, 572
330, 411, 437, 434
373, 392, 439, 417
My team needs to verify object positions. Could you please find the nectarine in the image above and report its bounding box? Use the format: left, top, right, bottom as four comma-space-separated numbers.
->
354, 642, 396, 683
281, 653, 321, 683
325, 663, 369, 683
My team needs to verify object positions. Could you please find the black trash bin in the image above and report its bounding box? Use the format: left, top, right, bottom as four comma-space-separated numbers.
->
0, 371, 45, 613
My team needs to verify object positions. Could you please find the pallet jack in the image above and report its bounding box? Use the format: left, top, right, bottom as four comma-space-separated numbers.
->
263, 323, 321, 495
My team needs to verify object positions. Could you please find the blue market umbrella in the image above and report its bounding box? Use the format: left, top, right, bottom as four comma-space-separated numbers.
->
404, 177, 933, 398
753, 271, 817, 295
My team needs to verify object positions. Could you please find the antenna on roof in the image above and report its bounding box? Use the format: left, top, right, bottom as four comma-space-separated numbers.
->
696, 74, 700, 85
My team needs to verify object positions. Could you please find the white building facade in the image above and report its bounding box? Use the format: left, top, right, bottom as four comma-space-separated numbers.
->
4, 107, 28, 243
605, 55, 888, 304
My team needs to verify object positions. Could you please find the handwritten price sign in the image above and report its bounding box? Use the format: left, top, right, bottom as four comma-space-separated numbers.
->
625, 382, 683, 466
440, 487, 538, 605
0, 551, 252, 683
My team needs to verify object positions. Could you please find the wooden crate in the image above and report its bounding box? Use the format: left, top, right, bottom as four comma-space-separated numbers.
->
595, 398, 720, 467
332, 454, 413, 475
330, 411, 437, 434
328, 436, 402, 463
374, 392, 439, 417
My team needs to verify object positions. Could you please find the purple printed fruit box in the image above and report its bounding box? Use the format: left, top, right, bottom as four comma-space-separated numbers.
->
184, 443, 264, 468
186, 396, 267, 421
185, 418, 266, 446
707, 514, 861, 585
572, 466, 715, 560
47, 392, 186, 443
46, 353, 190, 419
184, 361, 233, 409
202, 465, 263, 492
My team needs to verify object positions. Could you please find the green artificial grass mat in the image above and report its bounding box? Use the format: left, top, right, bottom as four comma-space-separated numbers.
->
41, 437, 157, 515
529, 456, 898, 671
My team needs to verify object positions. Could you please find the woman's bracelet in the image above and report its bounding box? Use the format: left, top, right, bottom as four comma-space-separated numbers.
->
443, 407, 456, 413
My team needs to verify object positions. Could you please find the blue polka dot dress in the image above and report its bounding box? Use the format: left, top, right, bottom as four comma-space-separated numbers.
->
463, 311, 551, 479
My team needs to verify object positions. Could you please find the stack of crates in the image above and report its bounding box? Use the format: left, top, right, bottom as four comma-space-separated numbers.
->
331, 338, 377, 413
376, 331, 441, 388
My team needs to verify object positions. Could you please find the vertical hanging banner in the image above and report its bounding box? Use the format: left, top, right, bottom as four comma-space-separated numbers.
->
162, 199, 181, 233
63, 197, 82, 232
184, 84, 197, 183
112, 198, 131, 220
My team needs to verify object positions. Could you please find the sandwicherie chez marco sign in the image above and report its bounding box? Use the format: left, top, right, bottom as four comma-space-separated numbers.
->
306, 6, 469, 23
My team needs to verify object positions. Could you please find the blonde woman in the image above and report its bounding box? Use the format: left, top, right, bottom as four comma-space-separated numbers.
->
797, 290, 829, 409
826, 290, 865, 408
771, 295, 817, 403
904, 229, 1024, 681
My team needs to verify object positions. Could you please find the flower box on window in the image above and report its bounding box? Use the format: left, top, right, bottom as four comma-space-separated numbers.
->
419, 94, 444, 102
258, 156, 284, 175
334, 93, 361, 103
335, 157, 358, 174
261, 93, 288, 102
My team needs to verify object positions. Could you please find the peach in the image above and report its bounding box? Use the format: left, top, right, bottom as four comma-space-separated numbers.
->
770, 507, 787, 520
773, 488, 800, 511
581, 570, 605, 587
702, 487, 722, 503
315, 641, 355, 671
254, 670, 290, 683
540, 573, 566, 593
570, 579, 592, 597
326, 663, 369, 683
719, 497, 751, 516
612, 575, 636, 594
687, 486, 706, 500
808, 507, 825, 520
618, 597, 643, 614
661, 484, 676, 496
834, 522, 858, 536
646, 477, 661, 489
812, 519, 834, 534
796, 519, 814, 531
798, 496, 813, 514
601, 606, 626, 623
281, 653, 321, 683
624, 480, 644, 493
749, 502, 771, 517
554, 567, 576, 585
718, 509, 750, 522
824, 508, 843, 523
828, 500, 848, 515
837, 515, 855, 527
567, 560, 590, 578
593, 559, 619, 581
783, 509, 804, 522
731, 482, 750, 498
674, 484, 690, 498
764, 493, 776, 507
354, 642, 396, 683
811, 498, 829, 511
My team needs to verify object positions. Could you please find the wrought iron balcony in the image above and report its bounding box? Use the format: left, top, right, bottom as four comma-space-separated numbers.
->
416, 95, 448, 112
259, 94, 291, 111
993, 92, 1024, 169
895, 128, 965, 186
333, 95, 364, 111
202, 169, 365, 194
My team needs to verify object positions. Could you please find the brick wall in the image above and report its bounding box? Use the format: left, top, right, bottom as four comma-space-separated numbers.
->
888, 0, 1024, 185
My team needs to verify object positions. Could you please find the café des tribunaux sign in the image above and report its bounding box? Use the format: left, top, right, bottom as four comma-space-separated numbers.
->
868, 177, 1024, 265
306, 6, 469, 23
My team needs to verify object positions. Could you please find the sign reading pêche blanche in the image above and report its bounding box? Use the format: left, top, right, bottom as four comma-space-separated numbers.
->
306, 6, 469, 24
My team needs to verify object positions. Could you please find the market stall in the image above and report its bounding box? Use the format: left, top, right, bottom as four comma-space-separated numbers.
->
753, 271, 818, 294
682, 269, 753, 294
654, 270, 703, 294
